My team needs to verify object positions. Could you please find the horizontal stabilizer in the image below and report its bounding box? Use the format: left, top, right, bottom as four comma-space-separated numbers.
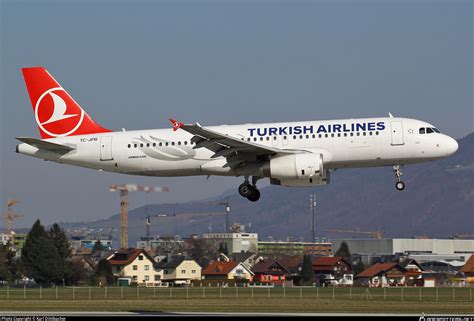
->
16, 137, 74, 153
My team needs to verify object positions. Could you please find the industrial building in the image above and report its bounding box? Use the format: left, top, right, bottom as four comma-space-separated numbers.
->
331, 238, 474, 265
136, 235, 185, 252
258, 240, 332, 257
203, 231, 258, 254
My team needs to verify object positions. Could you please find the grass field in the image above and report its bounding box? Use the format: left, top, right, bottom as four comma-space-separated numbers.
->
0, 287, 473, 313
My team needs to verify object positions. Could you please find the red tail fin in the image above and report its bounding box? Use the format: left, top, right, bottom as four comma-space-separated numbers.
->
22, 67, 111, 139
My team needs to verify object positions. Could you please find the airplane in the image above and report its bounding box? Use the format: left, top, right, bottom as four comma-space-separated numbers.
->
16, 67, 459, 202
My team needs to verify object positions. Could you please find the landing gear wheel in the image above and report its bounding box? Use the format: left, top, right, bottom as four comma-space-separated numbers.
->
238, 183, 252, 197
247, 188, 261, 202
395, 181, 405, 191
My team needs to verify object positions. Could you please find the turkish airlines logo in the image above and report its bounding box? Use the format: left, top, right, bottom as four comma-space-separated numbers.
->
34, 87, 85, 137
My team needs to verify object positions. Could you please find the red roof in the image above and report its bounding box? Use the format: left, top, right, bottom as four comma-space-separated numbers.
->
460, 255, 474, 273
202, 261, 239, 276
357, 263, 402, 278
252, 260, 288, 274
312, 256, 350, 270
108, 248, 154, 266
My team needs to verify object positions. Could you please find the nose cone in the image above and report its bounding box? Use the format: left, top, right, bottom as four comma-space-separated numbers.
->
445, 136, 458, 156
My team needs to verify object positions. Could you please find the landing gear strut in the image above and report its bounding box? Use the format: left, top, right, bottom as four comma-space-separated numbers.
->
393, 165, 405, 191
238, 176, 261, 202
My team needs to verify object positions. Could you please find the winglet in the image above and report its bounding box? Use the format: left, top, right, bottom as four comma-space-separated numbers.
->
169, 118, 184, 131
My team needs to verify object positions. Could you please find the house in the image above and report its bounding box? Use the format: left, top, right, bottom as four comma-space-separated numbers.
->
107, 248, 161, 286
155, 256, 201, 286
356, 263, 407, 287
312, 257, 353, 286
201, 260, 254, 284
399, 258, 424, 286
277, 255, 304, 287
251, 260, 288, 286
460, 255, 474, 285
230, 252, 261, 268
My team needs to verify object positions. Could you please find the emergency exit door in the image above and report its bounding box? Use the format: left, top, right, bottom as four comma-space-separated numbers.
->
390, 121, 405, 146
100, 136, 114, 161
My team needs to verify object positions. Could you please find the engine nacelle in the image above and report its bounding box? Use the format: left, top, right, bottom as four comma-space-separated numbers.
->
262, 153, 330, 187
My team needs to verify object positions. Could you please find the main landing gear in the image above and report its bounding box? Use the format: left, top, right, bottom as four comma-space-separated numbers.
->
393, 165, 405, 191
238, 176, 261, 202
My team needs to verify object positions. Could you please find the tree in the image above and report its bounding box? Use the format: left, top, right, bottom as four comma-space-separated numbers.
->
187, 239, 218, 268
49, 223, 72, 260
95, 259, 114, 285
218, 242, 228, 256
300, 255, 314, 286
335, 241, 352, 266
92, 239, 105, 253
353, 260, 365, 276
21, 219, 63, 285
49, 223, 72, 283
0, 244, 16, 283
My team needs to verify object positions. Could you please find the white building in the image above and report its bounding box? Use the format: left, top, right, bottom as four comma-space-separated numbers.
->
155, 256, 202, 286
108, 248, 163, 286
332, 238, 474, 265
203, 232, 258, 254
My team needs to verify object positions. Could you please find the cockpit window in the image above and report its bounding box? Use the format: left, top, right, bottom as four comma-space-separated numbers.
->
419, 128, 425, 134
432, 128, 440, 133
426, 128, 434, 134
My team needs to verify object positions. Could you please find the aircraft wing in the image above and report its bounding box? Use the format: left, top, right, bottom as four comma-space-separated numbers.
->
169, 119, 304, 168
16, 137, 74, 154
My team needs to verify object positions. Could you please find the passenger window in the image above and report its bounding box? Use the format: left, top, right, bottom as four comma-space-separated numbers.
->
356, 133, 360, 136
260, 137, 264, 141
375, 131, 379, 135
318, 134, 322, 138
273, 136, 277, 140
134, 144, 137, 148
312, 134, 315, 139
369, 132, 373, 136
178, 141, 181, 145
426, 128, 434, 134
247, 138, 250, 141
325, 134, 328, 138
337, 133, 341, 137
253, 138, 257, 142
153, 143, 156, 147
140, 144, 144, 147
419, 128, 425, 134
300, 135, 303, 139
293, 135, 297, 139
363, 132, 366, 136
344, 133, 347, 137
165, 142, 169, 146
184, 141, 187, 145
127, 144, 131, 148
266, 137, 270, 141
350, 133, 354, 137
331, 133, 334, 137
283, 136, 287, 140
146, 143, 150, 147
159, 142, 162, 146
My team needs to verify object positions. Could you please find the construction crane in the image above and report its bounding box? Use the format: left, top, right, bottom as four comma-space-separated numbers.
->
109, 184, 170, 249
1, 199, 23, 241
207, 197, 231, 233
144, 207, 176, 242
325, 226, 383, 240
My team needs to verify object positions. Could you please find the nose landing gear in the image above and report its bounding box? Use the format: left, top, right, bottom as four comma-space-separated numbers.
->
393, 165, 405, 191
238, 176, 261, 202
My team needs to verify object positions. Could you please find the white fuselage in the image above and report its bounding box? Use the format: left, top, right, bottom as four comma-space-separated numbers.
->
17, 117, 458, 180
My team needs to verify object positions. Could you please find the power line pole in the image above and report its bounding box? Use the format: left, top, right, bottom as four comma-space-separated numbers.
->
310, 194, 317, 254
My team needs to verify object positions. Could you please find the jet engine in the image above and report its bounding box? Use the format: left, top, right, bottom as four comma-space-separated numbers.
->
261, 153, 330, 187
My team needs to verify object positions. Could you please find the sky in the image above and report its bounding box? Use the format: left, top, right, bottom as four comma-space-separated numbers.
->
0, 0, 472, 229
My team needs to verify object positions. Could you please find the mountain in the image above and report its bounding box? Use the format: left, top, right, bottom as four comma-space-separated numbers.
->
62, 133, 474, 244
